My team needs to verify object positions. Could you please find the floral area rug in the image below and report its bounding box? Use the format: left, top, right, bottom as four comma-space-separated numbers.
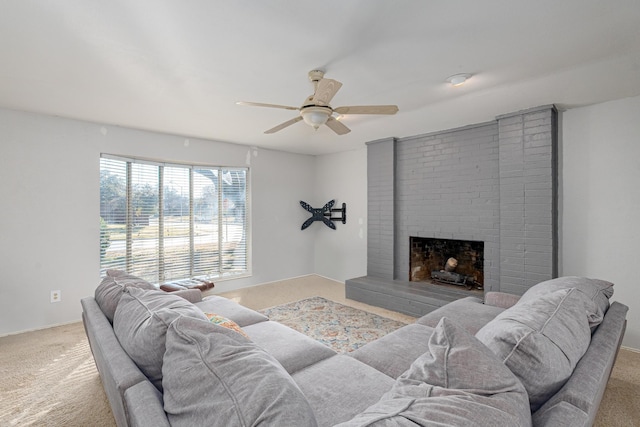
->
259, 297, 407, 353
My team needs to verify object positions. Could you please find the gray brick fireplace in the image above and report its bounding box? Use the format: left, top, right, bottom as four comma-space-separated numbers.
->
346, 105, 558, 317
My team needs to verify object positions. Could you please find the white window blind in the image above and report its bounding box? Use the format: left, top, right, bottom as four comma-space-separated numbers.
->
99, 155, 248, 283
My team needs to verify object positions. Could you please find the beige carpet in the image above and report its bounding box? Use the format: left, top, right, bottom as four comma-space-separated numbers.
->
0, 322, 115, 427
594, 348, 640, 427
1, 276, 638, 426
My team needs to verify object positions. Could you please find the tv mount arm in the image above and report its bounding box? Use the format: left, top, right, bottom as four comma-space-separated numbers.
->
300, 200, 347, 230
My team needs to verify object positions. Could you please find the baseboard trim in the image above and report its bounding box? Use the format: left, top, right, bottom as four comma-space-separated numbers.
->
0, 319, 81, 338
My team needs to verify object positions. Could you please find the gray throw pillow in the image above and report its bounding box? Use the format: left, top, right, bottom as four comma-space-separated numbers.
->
113, 287, 207, 391
162, 315, 318, 427
94, 270, 156, 323
336, 317, 531, 427
518, 276, 613, 328
475, 288, 592, 411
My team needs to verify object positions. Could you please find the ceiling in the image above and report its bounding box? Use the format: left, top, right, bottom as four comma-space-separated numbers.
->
1, 1, 640, 156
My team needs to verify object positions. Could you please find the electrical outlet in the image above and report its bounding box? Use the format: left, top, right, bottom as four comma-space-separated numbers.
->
51, 290, 61, 303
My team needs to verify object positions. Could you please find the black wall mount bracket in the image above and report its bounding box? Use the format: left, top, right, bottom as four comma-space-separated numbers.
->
300, 200, 347, 230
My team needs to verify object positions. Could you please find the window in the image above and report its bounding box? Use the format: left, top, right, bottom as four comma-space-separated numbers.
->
100, 155, 248, 283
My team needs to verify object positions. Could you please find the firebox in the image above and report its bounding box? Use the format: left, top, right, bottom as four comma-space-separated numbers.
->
410, 237, 484, 290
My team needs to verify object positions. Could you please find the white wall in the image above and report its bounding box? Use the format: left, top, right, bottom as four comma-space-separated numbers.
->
0, 108, 316, 336
5, 95, 639, 349
313, 148, 368, 282
561, 95, 640, 350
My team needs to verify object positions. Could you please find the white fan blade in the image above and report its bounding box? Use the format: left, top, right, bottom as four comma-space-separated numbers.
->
312, 78, 342, 106
334, 105, 398, 115
325, 116, 351, 135
264, 116, 303, 134
237, 101, 299, 111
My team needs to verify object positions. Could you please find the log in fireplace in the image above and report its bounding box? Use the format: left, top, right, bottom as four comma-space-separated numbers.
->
410, 237, 484, 290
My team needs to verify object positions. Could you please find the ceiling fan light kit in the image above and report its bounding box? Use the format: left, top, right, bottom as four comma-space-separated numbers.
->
446, 73, 471, 86
301, 106, 331, 129
238, 70, 399, 135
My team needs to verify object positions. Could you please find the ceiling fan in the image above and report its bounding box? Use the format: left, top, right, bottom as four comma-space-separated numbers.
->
237, 70, 398, 135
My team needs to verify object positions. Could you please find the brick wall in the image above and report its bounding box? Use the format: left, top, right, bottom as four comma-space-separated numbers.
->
366, 138, 396, 280
366, 106, 557, 295
394, 123, 501, 290
497, 107, 558, 293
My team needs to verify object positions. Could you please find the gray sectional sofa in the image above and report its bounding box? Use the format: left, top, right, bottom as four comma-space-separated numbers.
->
81, 271, 628, 427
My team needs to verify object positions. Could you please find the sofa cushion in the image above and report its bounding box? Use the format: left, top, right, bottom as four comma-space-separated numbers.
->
170, 288, 202, 304
113, 287, 207, 391
475, 288, 592, 411
195, 295, 268, 327
95, 270, 156, 322
518, 276, 613, 328
350, 324, 435, 379
415, 296, 505, 335
242, 320, 336, 374
336, 317, 531, 427
292, 355, 395, 426
162, 315, 318, 427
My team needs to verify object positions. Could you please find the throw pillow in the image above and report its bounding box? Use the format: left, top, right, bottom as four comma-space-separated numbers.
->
475, 288, 592, 411
113, 287, 207, 391
518, 276, 613, 328
162, 315, 318, 427
335, 317, 531, 427
94, 269, 156, 323
203, 312, 249, 338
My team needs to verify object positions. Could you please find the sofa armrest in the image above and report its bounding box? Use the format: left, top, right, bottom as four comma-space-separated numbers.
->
81, 298, 149, 427
484, 291, 520, 309
124, 380, 171, 427
532, 301, 629, 426
172, 289, 203, 303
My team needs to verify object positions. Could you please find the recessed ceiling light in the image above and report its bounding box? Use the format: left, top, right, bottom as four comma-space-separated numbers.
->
446, 73, 471, 87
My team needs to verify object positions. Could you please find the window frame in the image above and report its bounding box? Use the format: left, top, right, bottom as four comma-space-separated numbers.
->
99, 153, 251, 284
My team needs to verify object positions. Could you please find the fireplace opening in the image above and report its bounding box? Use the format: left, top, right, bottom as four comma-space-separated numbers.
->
410, 237, 484, 292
